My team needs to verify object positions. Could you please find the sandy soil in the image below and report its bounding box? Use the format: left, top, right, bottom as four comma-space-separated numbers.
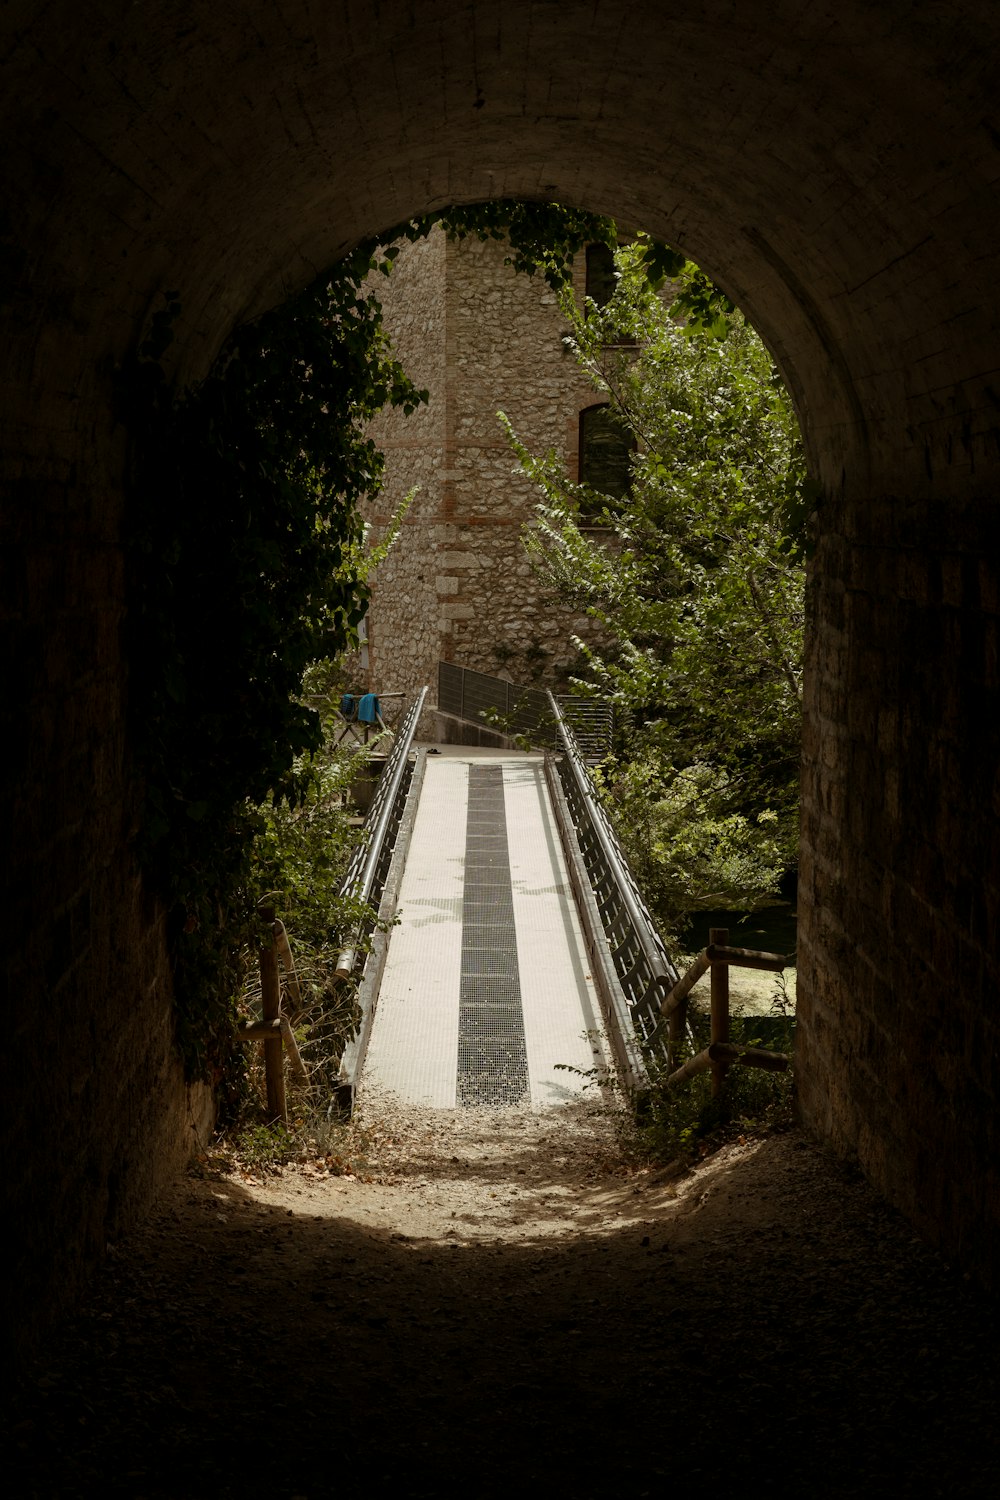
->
7, 1092, 999, 1499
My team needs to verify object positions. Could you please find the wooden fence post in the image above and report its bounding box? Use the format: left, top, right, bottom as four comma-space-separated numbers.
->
258, 904, 286, 1123
709, 925, 730, 1097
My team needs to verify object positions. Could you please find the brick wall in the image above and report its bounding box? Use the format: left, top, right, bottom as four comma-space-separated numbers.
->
2, 413, 213, 1358
798, 493, 1000, 1277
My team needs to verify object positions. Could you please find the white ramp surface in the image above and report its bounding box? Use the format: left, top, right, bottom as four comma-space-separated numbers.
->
504, 761, 606, 1105
360, 751, 607, 1110
360, 756, 468, 1107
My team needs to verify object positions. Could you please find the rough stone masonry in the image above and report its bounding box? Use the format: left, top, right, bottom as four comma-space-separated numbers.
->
361, 224, 607, 718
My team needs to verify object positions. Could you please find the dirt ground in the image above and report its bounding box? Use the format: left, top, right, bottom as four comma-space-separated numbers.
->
7, 1091, 999, 1499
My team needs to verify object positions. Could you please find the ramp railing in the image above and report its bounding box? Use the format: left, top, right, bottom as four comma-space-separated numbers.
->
545, 691, 679, 1080
335, 685, 427, 980
438, 660, 550, 741
546, 691, 795, 1094
437, 660, 613, 758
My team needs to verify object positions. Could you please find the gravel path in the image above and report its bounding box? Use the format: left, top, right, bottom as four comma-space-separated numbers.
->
8, 1094, 999, 1499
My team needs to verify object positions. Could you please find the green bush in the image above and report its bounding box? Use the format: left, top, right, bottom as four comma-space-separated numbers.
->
629, 1005, 795, 1164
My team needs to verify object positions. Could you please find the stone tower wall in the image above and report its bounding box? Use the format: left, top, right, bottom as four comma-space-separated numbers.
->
363, 227, 603, 714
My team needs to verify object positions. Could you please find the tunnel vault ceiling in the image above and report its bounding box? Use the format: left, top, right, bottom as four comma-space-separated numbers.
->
2, 1, 1000, 1339
2, 0, 998, 497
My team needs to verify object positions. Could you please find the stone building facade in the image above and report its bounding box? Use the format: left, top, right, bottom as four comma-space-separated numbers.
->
361, 226, 609, 721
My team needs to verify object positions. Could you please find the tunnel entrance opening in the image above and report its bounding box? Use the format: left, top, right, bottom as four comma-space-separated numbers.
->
356, 213, 806, 981
3, 3, 998, 1362
145, 201, 807, 1161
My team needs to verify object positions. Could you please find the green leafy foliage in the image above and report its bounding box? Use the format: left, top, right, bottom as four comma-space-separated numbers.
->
593, 758, 787, 949
238, 737, 378, 1108
632, 1012, 796, 1164
391, 200, 616, 290
123, 242, 425, 1081
242, 662, 395, 1070
507, 235, 807, 938
634, 233, 737, 336
226, 1119, 300, 1176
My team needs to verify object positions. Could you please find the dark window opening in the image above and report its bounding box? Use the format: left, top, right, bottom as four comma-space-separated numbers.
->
578, 403, 633, 514
585, 243, 616, 308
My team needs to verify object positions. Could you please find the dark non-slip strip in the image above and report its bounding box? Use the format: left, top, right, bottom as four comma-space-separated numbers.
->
456, 765, 529, 1108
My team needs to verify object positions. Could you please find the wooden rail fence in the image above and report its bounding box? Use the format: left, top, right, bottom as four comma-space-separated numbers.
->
659, 926, 793, 1094
237, 903, 307, 1121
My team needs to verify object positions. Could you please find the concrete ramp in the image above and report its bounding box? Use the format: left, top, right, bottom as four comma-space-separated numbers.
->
360, 750, 608, 1109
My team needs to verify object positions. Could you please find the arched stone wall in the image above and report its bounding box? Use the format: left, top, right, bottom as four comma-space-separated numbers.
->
2, 2, 997, 1345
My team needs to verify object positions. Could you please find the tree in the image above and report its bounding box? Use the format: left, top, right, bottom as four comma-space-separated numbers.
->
503, 236, 808, 939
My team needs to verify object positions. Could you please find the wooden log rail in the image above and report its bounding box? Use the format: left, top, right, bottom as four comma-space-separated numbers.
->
237, 905, 308, 1122
659, 927, 794, 1094
667, 1042, 790, 1086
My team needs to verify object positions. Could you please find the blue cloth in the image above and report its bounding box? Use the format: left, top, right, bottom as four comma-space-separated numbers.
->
357, 692, 381, 725
340, 693, 356, 720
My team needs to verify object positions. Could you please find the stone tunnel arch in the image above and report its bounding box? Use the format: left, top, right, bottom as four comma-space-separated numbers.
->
2, 1, 998, 1347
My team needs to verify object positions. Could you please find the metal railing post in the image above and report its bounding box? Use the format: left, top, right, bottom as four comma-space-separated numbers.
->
335, 686, 428, 981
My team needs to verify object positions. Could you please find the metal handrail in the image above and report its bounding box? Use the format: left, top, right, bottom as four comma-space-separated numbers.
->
546, 691, 678, 1060
335, 686, 427, 978
437, 660, 613, 758
438, 660, 550, 742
